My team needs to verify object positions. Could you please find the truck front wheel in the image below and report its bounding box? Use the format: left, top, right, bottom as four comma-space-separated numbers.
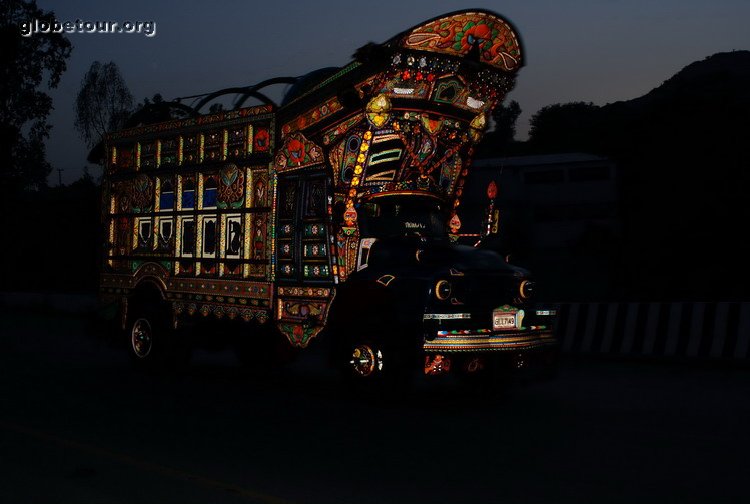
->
349, 343, 385, 378
341, 336, 413, 394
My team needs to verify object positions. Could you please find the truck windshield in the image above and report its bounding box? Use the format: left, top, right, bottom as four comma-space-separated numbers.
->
357, 196, 447, 238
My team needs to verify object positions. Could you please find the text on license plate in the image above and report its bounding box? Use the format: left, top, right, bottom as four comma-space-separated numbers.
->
492, 306, 524, 331
493, 314, 516, 330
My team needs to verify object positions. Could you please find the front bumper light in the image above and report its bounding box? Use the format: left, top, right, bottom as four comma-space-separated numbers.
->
435, 279, 452, 301
519, 280, 534, 300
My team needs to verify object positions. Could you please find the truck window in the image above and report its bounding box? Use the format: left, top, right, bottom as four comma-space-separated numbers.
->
358, 196, 447, 239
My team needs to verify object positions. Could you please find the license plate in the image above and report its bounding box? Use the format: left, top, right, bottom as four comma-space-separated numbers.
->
492, 305, 524, 331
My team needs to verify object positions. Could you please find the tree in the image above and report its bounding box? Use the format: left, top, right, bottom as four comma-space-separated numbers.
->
138, 93, 164, 108
528, 102, 600, 152
0, 0, 72, 192
74, 61, 133, 148
491, 100, 521, 145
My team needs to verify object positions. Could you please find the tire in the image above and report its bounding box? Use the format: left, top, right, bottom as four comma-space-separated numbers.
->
339, 336, 413, 395
126, 303, 189, 372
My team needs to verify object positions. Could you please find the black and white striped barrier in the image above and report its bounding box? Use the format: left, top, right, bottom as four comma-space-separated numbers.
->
554, 302, 750, 360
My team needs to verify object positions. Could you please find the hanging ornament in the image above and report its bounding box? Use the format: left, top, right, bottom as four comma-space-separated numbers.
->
487, 180, 497, 199
491, 209, 500, 234
344, 206, 358, 226
469, 112, 487, 143
449, 213, 462, 233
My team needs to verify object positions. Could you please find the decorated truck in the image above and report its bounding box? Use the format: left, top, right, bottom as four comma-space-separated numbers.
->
99, 9, 557, 385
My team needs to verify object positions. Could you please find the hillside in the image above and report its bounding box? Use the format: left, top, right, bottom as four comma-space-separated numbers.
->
510, 51, 748, 159
635, 50, 750, 106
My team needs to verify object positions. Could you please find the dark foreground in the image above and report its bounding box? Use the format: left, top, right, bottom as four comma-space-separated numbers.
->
1, 309, 748, 504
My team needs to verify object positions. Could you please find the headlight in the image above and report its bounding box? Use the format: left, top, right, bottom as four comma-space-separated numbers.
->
435, 280, 452, 301
519, 280, 534, 300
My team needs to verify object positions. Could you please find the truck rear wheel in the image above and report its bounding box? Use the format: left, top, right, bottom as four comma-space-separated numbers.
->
126, 302, 189, 372
130, 317, 155, 359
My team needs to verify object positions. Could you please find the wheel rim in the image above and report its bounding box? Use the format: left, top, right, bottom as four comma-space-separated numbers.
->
349, 344, 383, 378
131, 318, 153, 358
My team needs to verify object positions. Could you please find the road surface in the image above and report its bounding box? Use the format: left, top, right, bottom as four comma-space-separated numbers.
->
1, 307, 748, 503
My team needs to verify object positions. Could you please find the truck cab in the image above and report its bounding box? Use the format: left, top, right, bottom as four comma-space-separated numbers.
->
327, 193, 556, 382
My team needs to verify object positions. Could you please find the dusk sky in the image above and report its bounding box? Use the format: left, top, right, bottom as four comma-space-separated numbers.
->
37, 0, 750, 185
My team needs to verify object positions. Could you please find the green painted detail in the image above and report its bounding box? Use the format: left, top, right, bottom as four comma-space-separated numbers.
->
278, 322, 321, 348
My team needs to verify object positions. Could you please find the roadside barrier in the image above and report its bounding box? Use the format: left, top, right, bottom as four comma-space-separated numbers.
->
554, 302, 750, 360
